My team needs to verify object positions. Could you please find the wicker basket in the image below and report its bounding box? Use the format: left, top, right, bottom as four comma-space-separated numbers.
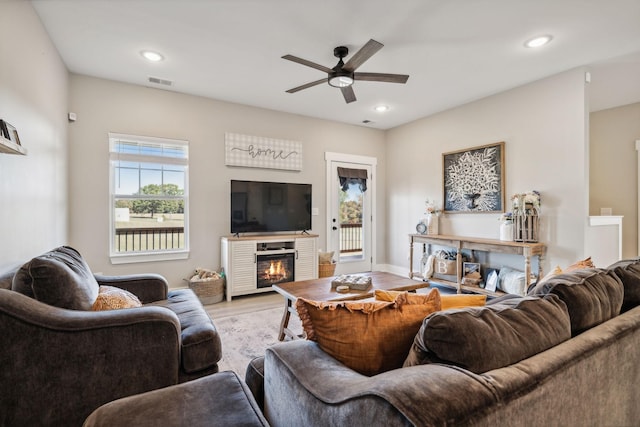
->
318, 263, 337, 278
185, 277, 225, 305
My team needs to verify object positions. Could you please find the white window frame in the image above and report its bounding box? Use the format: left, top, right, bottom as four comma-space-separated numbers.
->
109, 132, 190, 264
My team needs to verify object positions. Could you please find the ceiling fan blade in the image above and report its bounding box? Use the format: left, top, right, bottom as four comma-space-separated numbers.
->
342, 39, 384, 72
285, 78, 327, 94
354, 72, 409, 84
341, 86, 356, 103
282, 54, 333, 74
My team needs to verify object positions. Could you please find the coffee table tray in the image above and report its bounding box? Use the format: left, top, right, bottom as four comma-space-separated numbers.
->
330, 274, 372, 290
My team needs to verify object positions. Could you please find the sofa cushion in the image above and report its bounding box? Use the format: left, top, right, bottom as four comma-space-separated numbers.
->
150, 289, 222, 373
527, 268, 623, 335
92, 285, 142, 310
404, 294, 571, 373
11, 246, 99, 310
374, 289, 486, 310
295, 289, 441, 376
607, 258, 640, 312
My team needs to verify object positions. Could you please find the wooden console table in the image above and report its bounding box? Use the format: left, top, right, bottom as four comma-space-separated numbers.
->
409, 234, 546, 296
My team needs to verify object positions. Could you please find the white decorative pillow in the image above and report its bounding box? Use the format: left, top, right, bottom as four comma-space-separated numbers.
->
318, 251, 334, 264
498, 267, 527, 295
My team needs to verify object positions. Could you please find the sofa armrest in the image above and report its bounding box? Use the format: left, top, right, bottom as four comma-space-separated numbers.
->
94, 273, 168, 303
0, 289, 181, 427
264, 340, 498, 427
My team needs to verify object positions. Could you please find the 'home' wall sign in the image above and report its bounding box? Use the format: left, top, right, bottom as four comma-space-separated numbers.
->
225, 133, 303, 171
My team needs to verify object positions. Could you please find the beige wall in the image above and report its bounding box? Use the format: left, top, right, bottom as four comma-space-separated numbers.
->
385, 69, 589, 274
4, 3, 633, 284
0, 2, 69, 265
589, 102, 640, 258
68, 75, 386, 286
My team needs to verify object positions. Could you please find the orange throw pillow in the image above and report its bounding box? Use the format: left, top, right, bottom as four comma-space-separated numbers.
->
440, 294, 487, 310
374, 289, 486, 310
296, 289, 441, 376
565, 257, 595, 272
92, 285, 142, 310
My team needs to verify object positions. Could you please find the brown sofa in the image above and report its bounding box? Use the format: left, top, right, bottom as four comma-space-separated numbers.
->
0, 246, 222, 427
262, 259, 640, 426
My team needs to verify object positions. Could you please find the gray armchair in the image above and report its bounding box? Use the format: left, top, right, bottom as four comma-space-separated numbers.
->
0, 246, 222, 427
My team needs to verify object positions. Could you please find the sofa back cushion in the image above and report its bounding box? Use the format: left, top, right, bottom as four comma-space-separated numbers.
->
11, 246, 99, 310
607, 258, 640, 312
296, 289, 441, 376
404, 294, 571, 373
527, 268, 623, 335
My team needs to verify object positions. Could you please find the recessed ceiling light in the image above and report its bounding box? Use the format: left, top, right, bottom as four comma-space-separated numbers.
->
524, 35, 553, 48
140, 50, 164, 62
374, 105, 389, 112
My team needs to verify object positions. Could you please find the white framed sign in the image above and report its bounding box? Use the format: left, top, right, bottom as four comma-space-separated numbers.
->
225, 133, 303, 171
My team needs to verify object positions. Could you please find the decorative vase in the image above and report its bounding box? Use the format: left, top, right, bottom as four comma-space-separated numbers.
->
513, 202, 539, 242
426, 213, 439, 235
500, 221, 514, 241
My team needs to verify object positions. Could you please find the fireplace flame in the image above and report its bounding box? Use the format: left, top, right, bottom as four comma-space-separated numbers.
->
265, 260, 287, 279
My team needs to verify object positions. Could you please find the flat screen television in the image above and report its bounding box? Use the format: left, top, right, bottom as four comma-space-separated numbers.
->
231, 180, 312, 234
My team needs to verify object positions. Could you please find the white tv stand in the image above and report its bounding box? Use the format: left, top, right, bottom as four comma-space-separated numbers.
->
221, 233, 318, 301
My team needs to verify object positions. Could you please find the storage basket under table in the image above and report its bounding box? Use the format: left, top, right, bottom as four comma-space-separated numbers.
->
185, 277, 225, 305
318, 263, 337, 278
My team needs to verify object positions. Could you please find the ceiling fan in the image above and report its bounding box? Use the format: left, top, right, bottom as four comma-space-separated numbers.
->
282, 39, 409, 104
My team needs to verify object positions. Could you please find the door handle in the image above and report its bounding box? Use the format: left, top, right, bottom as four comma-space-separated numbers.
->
332, 226, 337, 230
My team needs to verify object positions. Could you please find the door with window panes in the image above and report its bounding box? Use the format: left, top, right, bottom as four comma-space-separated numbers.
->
328, 159, 373, 274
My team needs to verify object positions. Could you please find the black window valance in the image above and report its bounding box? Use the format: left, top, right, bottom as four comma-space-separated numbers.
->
337, 167, 368, 192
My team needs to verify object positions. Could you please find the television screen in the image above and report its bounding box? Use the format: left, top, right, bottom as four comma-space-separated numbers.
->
231, 180, 312, 234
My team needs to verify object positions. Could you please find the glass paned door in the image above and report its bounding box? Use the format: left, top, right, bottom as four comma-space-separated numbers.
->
329, 160, 372, 274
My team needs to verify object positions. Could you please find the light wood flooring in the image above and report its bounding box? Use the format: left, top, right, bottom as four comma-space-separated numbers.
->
204, 291, 284, 319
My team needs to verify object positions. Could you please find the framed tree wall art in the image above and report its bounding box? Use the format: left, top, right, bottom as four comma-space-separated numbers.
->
443, 141, 505, 213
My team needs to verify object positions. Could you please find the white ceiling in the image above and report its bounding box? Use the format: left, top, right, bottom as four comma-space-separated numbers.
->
32, 0, 640, 130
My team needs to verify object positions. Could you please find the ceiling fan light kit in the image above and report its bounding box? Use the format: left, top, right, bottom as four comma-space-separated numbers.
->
283, 39, 409, 104
328, 75, 354, 88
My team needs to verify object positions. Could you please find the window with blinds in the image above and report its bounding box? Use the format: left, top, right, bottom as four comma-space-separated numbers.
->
108, 133, 189, 263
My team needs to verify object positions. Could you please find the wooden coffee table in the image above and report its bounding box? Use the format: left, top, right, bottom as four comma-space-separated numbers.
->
272, 271, 430, 341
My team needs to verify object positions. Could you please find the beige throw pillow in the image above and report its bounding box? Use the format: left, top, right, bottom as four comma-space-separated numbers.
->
318, 251, 334, 264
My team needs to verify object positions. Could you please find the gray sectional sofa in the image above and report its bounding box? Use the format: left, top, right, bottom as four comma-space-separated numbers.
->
263, 259, 640, 426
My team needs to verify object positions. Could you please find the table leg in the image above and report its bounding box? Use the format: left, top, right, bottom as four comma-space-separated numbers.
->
456, 249, 462, 294
278, 298, 292, 341
524, 255, 531, 293
409, 236, 414, 279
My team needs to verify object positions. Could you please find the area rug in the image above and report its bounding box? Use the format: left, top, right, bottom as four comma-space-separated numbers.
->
215, 307, 302, 378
